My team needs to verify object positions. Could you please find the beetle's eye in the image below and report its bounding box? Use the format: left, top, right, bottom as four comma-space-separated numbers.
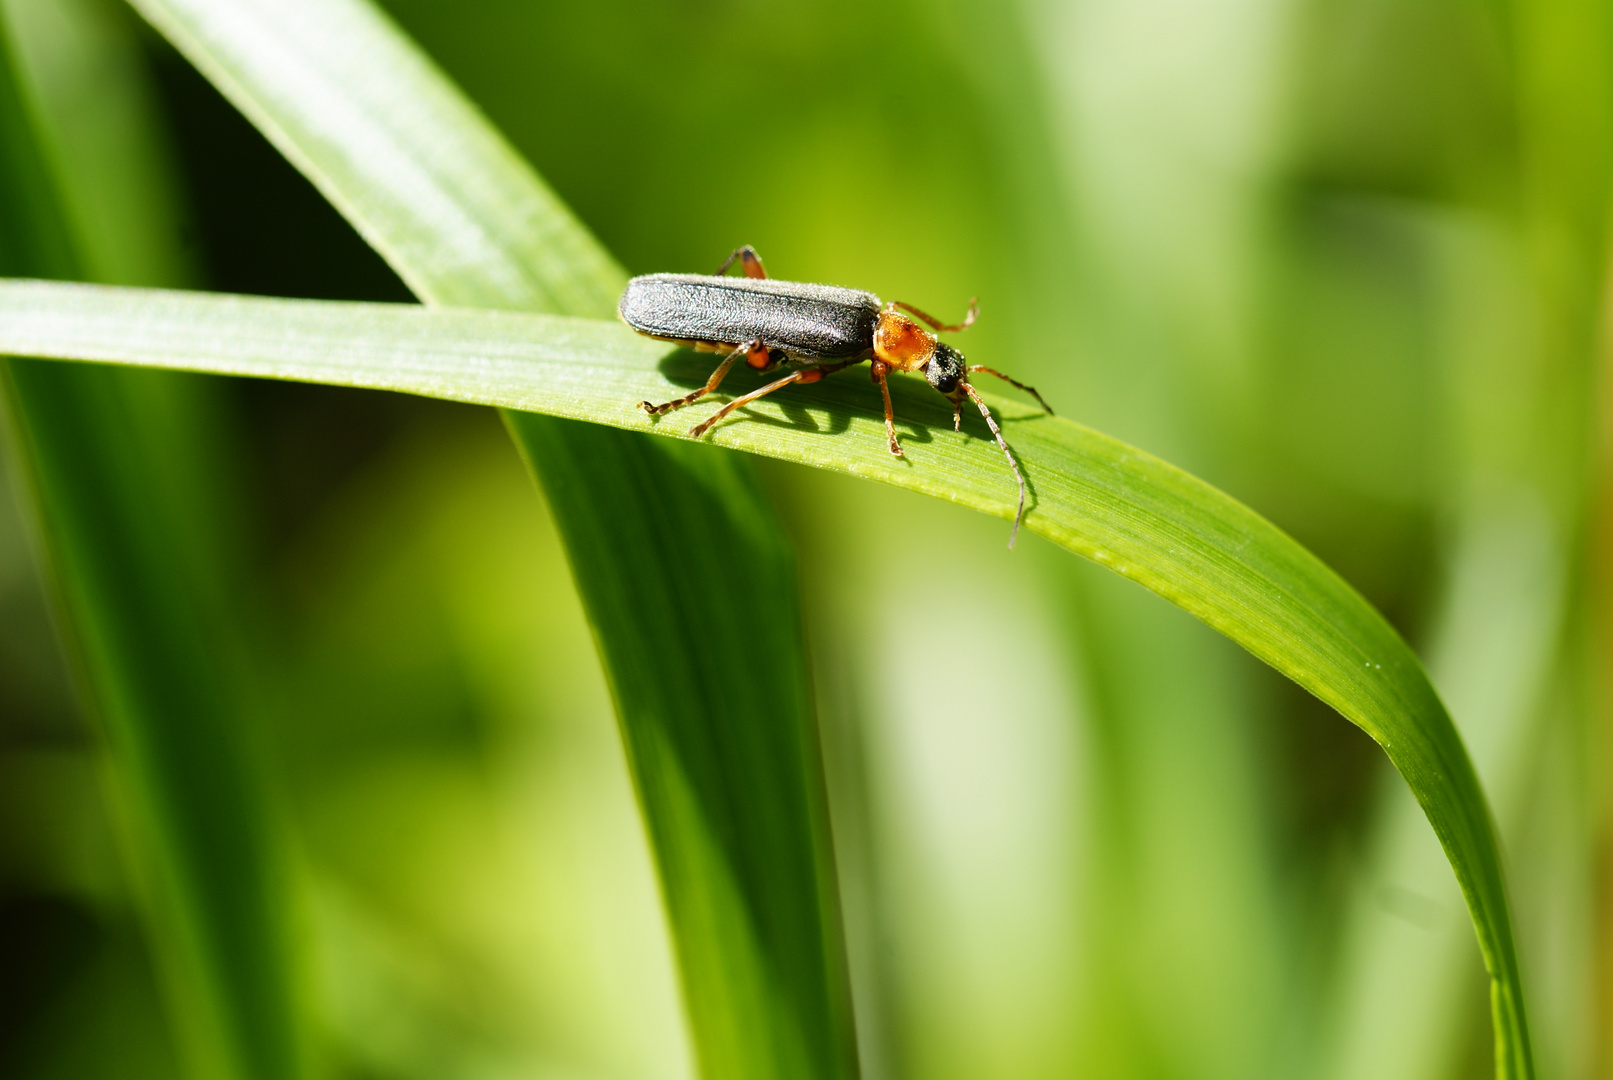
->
934, 371, 959, 394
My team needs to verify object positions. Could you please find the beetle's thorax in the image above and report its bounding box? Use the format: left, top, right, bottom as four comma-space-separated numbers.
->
873, 310, 937, 372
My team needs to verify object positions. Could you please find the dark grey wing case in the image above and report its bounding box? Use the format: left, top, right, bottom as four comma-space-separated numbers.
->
619, 274, 881, 360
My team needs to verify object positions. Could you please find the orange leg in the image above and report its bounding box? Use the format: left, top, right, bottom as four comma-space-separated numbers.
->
890, 297, 978, 334
638, 338, 768, 415
714, 245, 768, 279
871, 360, 903, 457
967, 364, 1053, 414
689, 362, 851, 439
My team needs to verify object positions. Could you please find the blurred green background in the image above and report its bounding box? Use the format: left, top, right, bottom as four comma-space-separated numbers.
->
0, 0, 1608, 1078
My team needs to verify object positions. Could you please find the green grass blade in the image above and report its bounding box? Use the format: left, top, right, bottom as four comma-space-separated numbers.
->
0, 25, 306, 1080
125, 0, 617, 316
505, 416, 856, 1080
121, 0, 859, 1075
0, 277, 1534, 1078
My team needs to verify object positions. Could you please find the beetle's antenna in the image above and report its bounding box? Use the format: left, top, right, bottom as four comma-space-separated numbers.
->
966, 365, 1053, 414
963, 382, 1027, 548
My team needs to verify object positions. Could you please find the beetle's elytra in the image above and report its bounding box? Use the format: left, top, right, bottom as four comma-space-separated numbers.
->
619, 275, 880, 361
619, 246, 1053, 547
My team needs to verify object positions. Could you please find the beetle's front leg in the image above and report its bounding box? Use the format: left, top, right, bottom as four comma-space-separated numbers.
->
638, 339, 767, 415
870, 360, 903, 457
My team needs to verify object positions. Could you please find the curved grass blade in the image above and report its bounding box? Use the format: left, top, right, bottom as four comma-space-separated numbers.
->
120, 0, 859, 1076
0, 26, 306, 1080
0, 277, 1533, 1078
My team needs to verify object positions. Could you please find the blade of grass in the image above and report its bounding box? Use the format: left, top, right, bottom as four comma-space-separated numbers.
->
0, 19, 306, 1080
0, 276, 1535, 1078
121, 0, 859, 1076
1328, 503, 1563, 1080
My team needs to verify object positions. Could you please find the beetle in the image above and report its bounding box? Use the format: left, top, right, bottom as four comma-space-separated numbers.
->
619, 246, 1052, 546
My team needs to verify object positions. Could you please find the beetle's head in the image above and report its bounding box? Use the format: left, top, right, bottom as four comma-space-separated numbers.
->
925, 342, 968, 403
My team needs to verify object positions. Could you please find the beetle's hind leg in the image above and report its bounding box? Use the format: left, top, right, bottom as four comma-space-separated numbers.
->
890, 297, 978, 334
714, 245, 768, 279
690, 361, 852, 439
638, 339, 768, 416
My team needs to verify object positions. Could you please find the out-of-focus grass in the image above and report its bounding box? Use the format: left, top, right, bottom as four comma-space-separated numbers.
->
0, 0, 308, 1078
1, 0, 1609, 1079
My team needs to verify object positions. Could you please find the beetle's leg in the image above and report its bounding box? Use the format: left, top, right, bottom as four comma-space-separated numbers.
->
870, 360, 904, 457
638, 339, 767, 415
966, 365, 1053, 414
889, 297, 978, 334
714, 245, 768, 279
689, 361, 851, 439
963, 382, 1029, 549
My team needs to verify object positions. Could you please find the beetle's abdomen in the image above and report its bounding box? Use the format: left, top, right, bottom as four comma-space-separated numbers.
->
619, 273, 881, 360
